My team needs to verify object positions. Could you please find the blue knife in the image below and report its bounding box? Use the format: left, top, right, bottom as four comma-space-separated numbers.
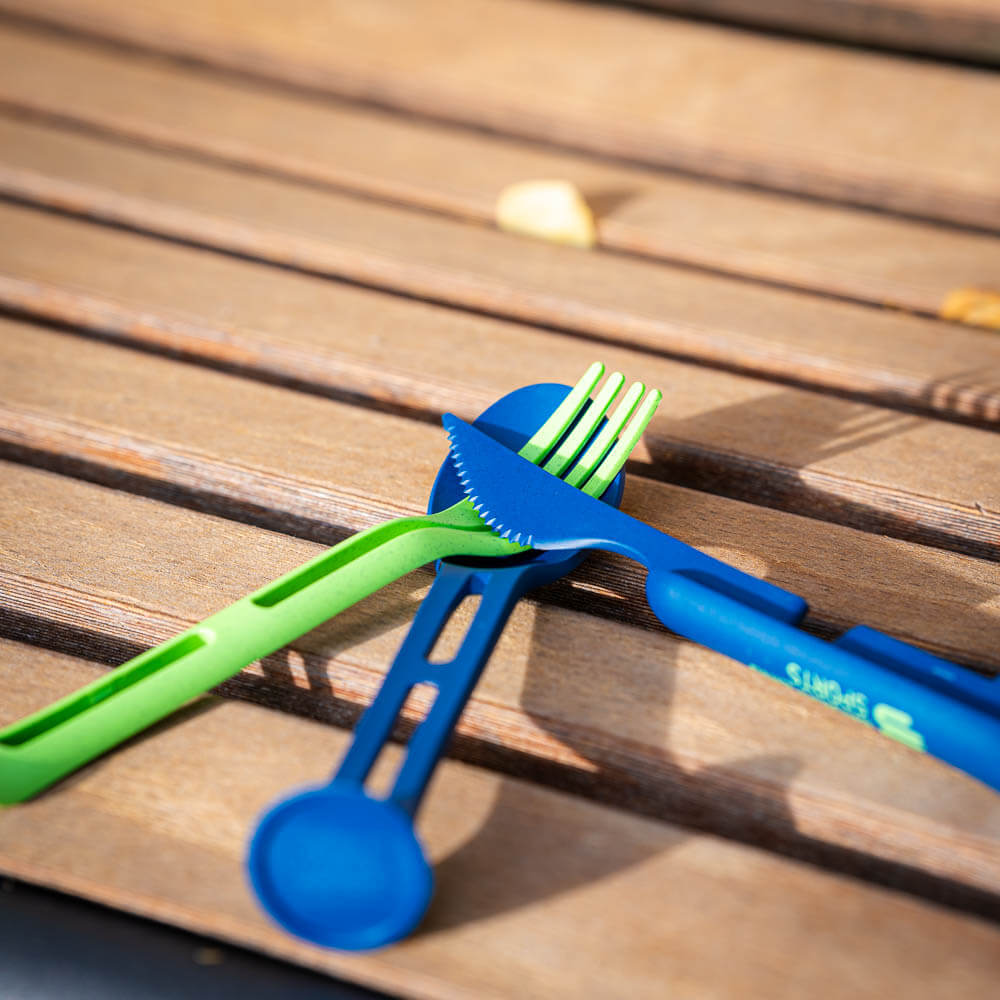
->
443, 413, 1000, 793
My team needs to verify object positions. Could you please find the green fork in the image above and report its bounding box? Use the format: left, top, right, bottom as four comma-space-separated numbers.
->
0, 363, 650, 803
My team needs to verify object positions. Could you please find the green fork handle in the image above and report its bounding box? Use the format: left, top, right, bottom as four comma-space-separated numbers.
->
0, 502, 521, 804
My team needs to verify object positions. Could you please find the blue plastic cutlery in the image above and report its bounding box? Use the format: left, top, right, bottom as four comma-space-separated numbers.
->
444, 413, 1000, 793
247, 375, 656, 950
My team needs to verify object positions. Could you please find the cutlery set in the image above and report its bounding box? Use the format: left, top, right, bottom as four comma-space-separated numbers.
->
1, 363, 997, 951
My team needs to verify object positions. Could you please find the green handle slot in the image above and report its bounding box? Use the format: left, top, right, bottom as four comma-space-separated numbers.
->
0, 501, 522, 804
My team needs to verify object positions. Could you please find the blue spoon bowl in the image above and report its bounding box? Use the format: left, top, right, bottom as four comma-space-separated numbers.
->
247, 784, 431, 950
247, 383, 624, 951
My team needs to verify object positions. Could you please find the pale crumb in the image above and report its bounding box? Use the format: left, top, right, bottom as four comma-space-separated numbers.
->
940, 286, 1000, 330
496, 179, 597, 249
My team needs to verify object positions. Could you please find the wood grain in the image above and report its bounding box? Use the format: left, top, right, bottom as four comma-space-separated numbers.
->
0, 205, 997, 563
1, 389, 998, 904
2, 117, 999, 428
0, 25, 997, 316
3, 319, 998, 670
1, 1, 997, 986
634, 0, 1000, 64
1, 0, 998, 228
3, 641, 999, 999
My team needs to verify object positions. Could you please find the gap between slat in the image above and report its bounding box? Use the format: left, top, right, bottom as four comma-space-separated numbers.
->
3, 97, 967, 326
0, 112, 996, 428
0, 320, 996, 677
0, 0, 998, 232
0, 13, 990, 309
1, 274, 997, 565
2, 640, 1000, 994
3, 614, 999, 927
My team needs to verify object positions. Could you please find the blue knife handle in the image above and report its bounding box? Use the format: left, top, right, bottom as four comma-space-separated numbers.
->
645, 569, 1000, 792
601, 511, 809, 625
331, 560, 534, 817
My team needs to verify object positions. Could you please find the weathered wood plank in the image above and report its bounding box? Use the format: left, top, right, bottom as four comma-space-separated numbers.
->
0, 436, 997, 901
2, 640, 999, 999
634, 0, 1000, 64
3, 319, 998, 672
1, 0, 998, 228
2, 117, 999, 426
0, 25, 997, 316
0, 206, 997, 561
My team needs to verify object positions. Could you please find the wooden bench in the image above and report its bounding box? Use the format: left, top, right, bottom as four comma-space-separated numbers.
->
0, 3, 998, 996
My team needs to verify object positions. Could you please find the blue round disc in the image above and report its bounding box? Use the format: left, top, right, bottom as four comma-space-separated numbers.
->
247, 786, 433, 951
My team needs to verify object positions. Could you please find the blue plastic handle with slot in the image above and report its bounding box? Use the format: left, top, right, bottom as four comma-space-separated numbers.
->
247, 383, 626, 951
443, 413, 1000, 794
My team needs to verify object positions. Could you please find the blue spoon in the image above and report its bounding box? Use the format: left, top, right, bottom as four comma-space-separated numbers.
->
247, 382, 625, 951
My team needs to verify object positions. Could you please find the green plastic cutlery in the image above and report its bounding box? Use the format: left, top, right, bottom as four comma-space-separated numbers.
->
0, 363, 634, 804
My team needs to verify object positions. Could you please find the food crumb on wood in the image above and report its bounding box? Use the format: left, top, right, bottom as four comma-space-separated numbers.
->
496, 179, 597, 249
940, 287, 1000, 330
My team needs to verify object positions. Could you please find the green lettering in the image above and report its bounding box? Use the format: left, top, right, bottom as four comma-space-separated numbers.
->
873, 703, 926, 752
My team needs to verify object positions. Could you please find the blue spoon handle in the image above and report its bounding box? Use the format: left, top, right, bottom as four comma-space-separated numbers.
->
332, 560, 530, 817
645, 569, 1000, 792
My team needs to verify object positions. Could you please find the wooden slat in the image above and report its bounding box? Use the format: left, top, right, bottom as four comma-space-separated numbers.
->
0, 25, 997, 317
1, 0, 999, 228
4, 320, 998, 672
3, 641, 999, 999
0, 320, 1000, 670
3, 117, 999, 428
635, 0, 1000, 64
0, 2, 995, 984
0, 202, 997, 563
1, 364, 997, 903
